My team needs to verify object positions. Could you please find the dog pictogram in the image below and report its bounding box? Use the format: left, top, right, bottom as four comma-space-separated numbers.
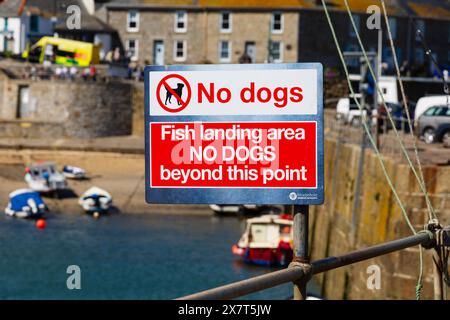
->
156, 74, 191, 113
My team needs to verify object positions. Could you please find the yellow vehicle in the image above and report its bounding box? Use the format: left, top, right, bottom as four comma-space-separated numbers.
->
22, 37, 101, 67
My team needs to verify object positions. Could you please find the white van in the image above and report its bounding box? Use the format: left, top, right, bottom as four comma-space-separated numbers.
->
336, 97, 368, 126
415, 95, 450, 121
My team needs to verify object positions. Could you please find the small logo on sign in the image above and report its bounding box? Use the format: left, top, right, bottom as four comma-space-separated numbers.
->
289, 192, 297, 200
156, 74, 192, 113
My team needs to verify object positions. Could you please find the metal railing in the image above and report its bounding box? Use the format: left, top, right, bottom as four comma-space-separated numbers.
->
177, 205, 449, 300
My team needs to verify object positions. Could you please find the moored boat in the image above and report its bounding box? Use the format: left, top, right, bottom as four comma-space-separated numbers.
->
5, 189, 48, 219
25, 162, 67, 193
62, 165, 86, 179
79, 186, 112, 216
232, 214, 293, 266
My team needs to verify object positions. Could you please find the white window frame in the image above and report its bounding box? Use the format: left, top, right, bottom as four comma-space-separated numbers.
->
220, 12, 232, 33
126, 39, 139, 61
173, 40, 186, 62
218, 40, 232, 63
174, 11, 187, 33
271, 41, 283, 63
127, 10, 139, 32
271, 12, 283, 34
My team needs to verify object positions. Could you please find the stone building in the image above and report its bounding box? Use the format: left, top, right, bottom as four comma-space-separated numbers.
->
103, 1, 299, 65
101, 0, 450, 78
297, 1, 450, 77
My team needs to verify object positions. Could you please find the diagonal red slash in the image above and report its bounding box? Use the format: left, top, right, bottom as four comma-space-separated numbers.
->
156, 74, 192, 113
162, 80, 185, 106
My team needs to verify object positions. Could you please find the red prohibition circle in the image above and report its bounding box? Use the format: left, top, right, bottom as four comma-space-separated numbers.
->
156, 74, 192, 113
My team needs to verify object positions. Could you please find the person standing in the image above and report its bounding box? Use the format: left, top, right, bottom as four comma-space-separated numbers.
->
89, 65, 97, 82
69, 66, 77, 81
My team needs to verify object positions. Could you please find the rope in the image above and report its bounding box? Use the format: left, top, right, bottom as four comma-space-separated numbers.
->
416, 247, 424, 300
433, 229, 450, 300
379, 0, 437, 221
342, 0, 440, 298
343, 0, 436, 222
321, 0, 416, 235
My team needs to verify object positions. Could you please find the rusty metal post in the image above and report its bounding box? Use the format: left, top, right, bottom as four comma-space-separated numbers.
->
292, 205, 309, 300
432, 251, 444, 300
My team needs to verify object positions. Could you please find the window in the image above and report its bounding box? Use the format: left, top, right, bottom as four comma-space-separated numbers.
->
415, 48, 424, 64
175, 11, 187, 33
30, 15, 39, 32
448, 23, 450, 43
220, 12, 232, 32
126, 39, 138, 61
270, 41, 283, 63
174, 40, 186, 61
388, 17, 397, 40
345, 43, 359, 67
424, 106, 449, 116
271, 12, 283, 33
219, 40, 231, 62
415, 19, 425, 41
127, 10, 139, 32
349, 15, 360, 37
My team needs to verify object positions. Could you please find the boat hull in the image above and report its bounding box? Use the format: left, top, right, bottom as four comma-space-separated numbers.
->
232, 245, 293, 267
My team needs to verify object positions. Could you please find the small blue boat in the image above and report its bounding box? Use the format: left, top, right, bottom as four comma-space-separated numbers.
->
5, 189, 47, 218
79, 187, 112, 216
62, 165, 86, 179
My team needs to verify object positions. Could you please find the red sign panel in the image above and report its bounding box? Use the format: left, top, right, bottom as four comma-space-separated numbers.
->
150, 121, 317, 188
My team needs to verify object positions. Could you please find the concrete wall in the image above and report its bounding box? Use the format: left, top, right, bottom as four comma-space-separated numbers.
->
309, 138, 450, 299
0, 77, 133, 138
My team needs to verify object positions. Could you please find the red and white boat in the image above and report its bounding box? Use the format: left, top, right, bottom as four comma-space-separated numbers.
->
232, 214, 293, 266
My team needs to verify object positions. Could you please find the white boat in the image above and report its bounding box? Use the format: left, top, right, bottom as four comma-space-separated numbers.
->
79, 187, 112, 215
210, 204, 281, 216
62, 165, 86, 179
5, 189, 47, 218
25, 162, 67, 193
232, 214, 294, 266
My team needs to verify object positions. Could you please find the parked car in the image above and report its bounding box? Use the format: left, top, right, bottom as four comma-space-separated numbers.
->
414, 95, 450, 121
376, 102, 403, 132
375, 101, 416, 133
415, 105, 450, 143
435, 123, 450, 145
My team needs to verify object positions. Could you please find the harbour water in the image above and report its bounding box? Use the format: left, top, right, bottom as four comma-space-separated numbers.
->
0, 212, 316, 299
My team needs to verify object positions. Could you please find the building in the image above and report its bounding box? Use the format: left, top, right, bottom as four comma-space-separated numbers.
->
297, 0, 450, 77
0, 0, 115, 59
0, 0, 54, 55
103, 0, 300, 65
101, 0, 450, 78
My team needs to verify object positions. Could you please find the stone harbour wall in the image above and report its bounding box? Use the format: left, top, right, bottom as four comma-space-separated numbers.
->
309, 138, 450, 300
0, 76, 134, 138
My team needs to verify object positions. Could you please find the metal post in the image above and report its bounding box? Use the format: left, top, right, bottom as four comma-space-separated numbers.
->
432, 251, 444, 300
292, 205, 309, 300
178, 231, 435, 300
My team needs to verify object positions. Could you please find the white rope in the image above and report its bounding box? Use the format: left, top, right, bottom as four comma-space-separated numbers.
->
342, 0, 437, 299
379, 0, 436, 220
343, 0, 435, 222
321, 0, 416, 234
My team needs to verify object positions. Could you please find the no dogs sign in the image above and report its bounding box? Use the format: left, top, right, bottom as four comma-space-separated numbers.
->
144, 63, 324, 204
